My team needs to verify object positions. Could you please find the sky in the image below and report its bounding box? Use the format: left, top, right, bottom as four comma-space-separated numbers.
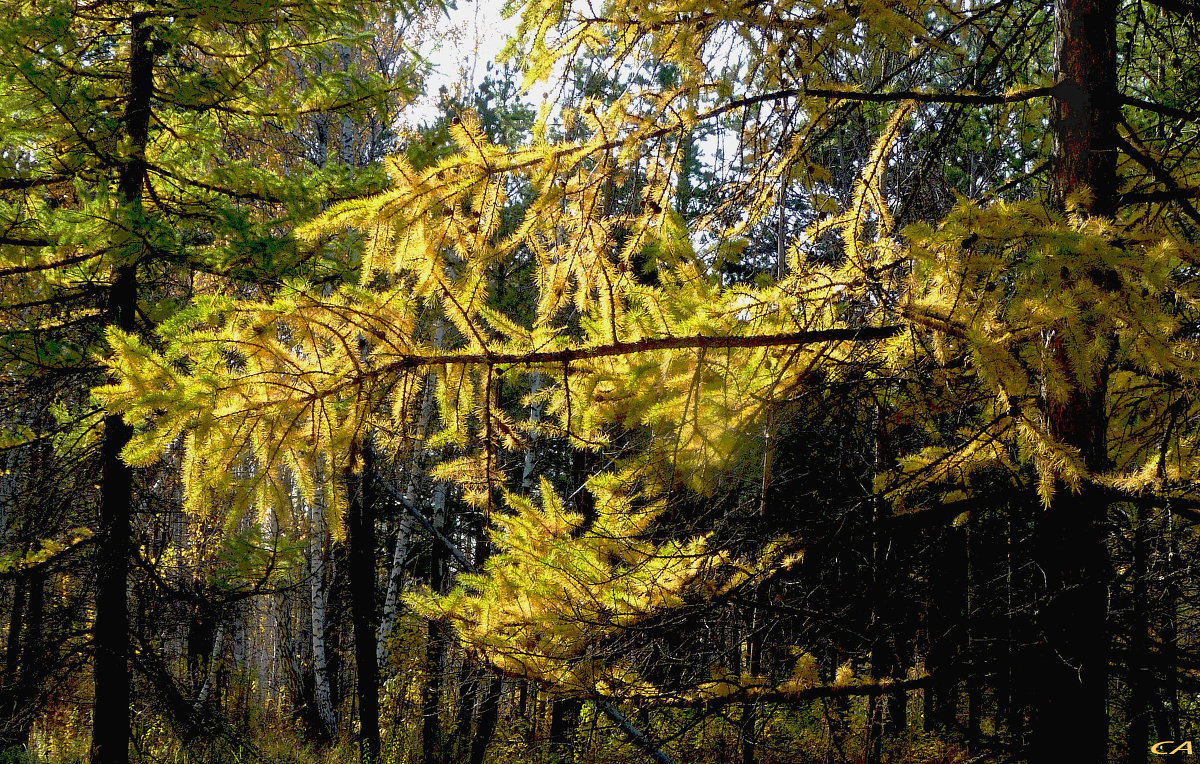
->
403, 0, 520, 126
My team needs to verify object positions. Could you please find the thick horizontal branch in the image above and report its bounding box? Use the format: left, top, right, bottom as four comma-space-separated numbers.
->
1121, 94, 1200, 122
383, 326, 903, 371
0, 174, 74, 191
596, 674, 935, 711
0, 251, 93, 277
1120, 187, 1200, 206
804, 83, 1059, 105
1099, 487, 1200, 526
0, 236, 51, 248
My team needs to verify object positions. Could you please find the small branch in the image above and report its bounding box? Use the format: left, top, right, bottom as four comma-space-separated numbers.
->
377, 478, 474, 571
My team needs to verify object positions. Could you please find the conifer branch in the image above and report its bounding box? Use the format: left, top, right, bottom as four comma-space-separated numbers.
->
603, 674, 936, 710
0, 251, 92, 276
1115, 130, 1200, 226
378, 477, 676, 763
1121, 95, 1200, 122
802, 83, 1060, 105
0, 236, 52, 249
0, 174, 74, 190
380, 326, 903, 372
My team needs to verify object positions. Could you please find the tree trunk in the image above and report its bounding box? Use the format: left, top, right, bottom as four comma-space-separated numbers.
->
421, 621, 446, 764
91, 12, 153, 764
548, 697, 583, 764
452, 658, 479, 759
4, 577, 25, 690
14, 571, 43, 748
92, 273, 136, 764
378, 323, 444, 666
468, 676, 503, 764
927, 527, 964, 731
740, 611, 761, 764
308, 491, 336, 741
348, 443, 380, 762
1127, 510, 1150, 764
1033, 0, 1118, 755
421, 493, 449, 764
1155, 516, 1181, 761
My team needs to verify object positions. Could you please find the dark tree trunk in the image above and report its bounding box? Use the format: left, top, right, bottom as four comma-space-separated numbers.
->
91, 11, 153, 764
1155, 520, 1181, 761
1127, 511, 1150, 764
740, 611, 761, 764
468, 676, 503, 764
452, 660, 479, 758
548, 697, 583, 764
421, 621, 446, 764
1032, 484, 1109, 763
1033, 0, 1118, 755
1, 574, 37, 751
927, 527, 965, 731
13, 571, 43, 748
91, 283, 136, 764
347, 443, 380, 763
421, 499, 448, 764
4, 577, 25, 688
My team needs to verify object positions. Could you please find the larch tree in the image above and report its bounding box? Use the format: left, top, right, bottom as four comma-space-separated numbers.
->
0, 0, 427, 760
101, 0, 1200, 761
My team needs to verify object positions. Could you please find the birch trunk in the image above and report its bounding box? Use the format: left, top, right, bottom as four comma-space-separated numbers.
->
308, 490, 337, 740
378, 323, 445, 665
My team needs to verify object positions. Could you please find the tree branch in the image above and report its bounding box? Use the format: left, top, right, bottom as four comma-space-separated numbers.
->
1121, 95, 1200, 122
803, 83, 1060, 105
1115, 130, 1200, 226
380, 326, 904, 372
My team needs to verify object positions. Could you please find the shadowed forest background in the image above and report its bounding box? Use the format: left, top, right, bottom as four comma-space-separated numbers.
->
1, 0, 1199, 761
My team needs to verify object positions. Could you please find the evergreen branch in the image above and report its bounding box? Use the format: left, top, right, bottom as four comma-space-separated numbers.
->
599, 674, 936, 710
0, 252, 93, 276
1119, 186, 1200, 205
0, 174, 75, 190
145, 163, 287, 203
1121, 94, 1200, 122
1115, 130, 1200, 226
802, 83, 1060, 105
0, 534, 96, 580
0, 236, 52, 248
377, 476, 676, 764
380, 326, 903, 371
1099, 488, 1200, 526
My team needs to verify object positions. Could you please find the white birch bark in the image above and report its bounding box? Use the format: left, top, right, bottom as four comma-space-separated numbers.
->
307, 488, 337, 737
377, 323, 444, 665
